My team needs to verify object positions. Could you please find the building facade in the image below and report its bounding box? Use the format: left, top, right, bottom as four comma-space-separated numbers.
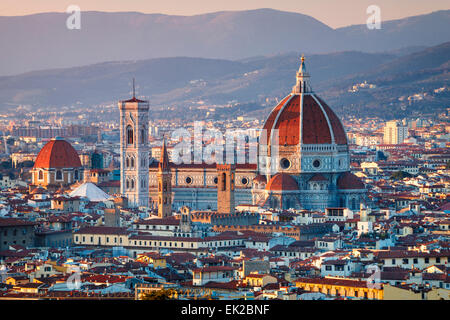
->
30, 137, 83, 189
384, 120, 409, 144
123, 57, 366, 212
118, 94, 150, 208
251, 56, 367, 210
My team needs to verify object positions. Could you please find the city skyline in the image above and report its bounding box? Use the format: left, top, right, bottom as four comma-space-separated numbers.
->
0, 0, 448, 305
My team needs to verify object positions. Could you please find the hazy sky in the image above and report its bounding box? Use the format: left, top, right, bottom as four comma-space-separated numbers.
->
1, 0, 449, 28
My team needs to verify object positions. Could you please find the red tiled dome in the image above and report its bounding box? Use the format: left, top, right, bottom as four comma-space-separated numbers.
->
33, 138, 82, 169
253, 175, 267, 183
263, 94, 347, 146
266, 173, 298, 191
337, 172, 365, 190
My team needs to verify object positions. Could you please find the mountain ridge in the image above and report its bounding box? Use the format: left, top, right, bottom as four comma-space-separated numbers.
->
0, 8, 449, 75
0, 41, 448, 121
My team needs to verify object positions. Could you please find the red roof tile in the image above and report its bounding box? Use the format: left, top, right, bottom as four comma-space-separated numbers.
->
262, 93, 348, 146
337, 172, 365, 190
266, 173, 298, 191
33, 138, 81, 169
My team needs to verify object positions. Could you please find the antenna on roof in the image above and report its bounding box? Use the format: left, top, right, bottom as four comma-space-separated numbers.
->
132, 78, 136, 98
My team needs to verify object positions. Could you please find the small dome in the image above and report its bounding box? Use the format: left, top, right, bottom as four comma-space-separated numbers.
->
30, 186, 46, 194
337, 172, 365, 190
253, 175, 267, 184
266, 173, 298, 191
33, 138, 82, 169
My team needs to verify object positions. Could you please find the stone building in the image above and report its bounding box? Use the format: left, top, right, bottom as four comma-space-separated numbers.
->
118, 88, 150, 208
30, 137, 83, 190
0, 218, 35, 251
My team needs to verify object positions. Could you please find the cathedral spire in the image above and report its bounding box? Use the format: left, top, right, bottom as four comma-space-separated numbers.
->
292, 54, 312, 94
157, 135, 172, 218
159, 136, 170, 172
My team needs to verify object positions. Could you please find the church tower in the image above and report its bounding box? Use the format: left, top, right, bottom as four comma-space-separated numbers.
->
216, 164, 235, 214
157, 138, 172, 218
118, 80, 149, 208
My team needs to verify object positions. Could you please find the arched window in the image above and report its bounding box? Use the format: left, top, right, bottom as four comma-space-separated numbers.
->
74, 170, 79, 180
126, 179, 129, 189
141, 128, 145, 144
126, 157, 129, 168
285, 198, 291, 209
163, 181, 167, 192
351, 198, 356, 210
221, 173, 226, 191
131, 157, 135, 168
272, 198, 279, 209
126, 125, 134, 145
131, 179, 135, 189
38, 170, 43, 180
56, 170, 62, 180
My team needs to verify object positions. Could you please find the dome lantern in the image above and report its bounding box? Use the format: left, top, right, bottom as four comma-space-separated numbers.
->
292, 55, 312, 94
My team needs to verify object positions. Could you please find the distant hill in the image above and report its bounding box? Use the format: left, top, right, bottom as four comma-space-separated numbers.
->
317, 42, 450, 119
0, 9, 449, 75
0, 51, 396, 110
0, 41, 448, 120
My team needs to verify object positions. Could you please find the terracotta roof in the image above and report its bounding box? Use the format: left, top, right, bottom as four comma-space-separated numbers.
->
375, 250, 450, 259
253, 175, 267, 183
133, 217, 179, 226
266, 173, 298, 191
337, 172, 365, 190
121, 97, 147, 103
33, 138, 81, 169
74, 226, 129, 235
0, 218, 35, 227
262, 93, 347, 146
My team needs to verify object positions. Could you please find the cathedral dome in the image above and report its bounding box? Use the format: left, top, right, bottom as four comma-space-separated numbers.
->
262, 57, 347, 147
266, 173, 298, 191
33, 137, 81, 169
337, 172, 365, 190
253, 175, 267, 184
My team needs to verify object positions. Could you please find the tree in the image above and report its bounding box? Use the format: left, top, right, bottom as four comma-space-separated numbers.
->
19, 160, 34, 168
141, 289, 176, 300
0, 160, 12, 169
390, 170, 412, 180
6, 138, 14, 146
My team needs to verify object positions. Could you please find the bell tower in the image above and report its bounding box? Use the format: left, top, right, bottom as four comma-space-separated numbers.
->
216, 164, 235, 214
118, 79, 149, 208
157, 137, 172, 218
